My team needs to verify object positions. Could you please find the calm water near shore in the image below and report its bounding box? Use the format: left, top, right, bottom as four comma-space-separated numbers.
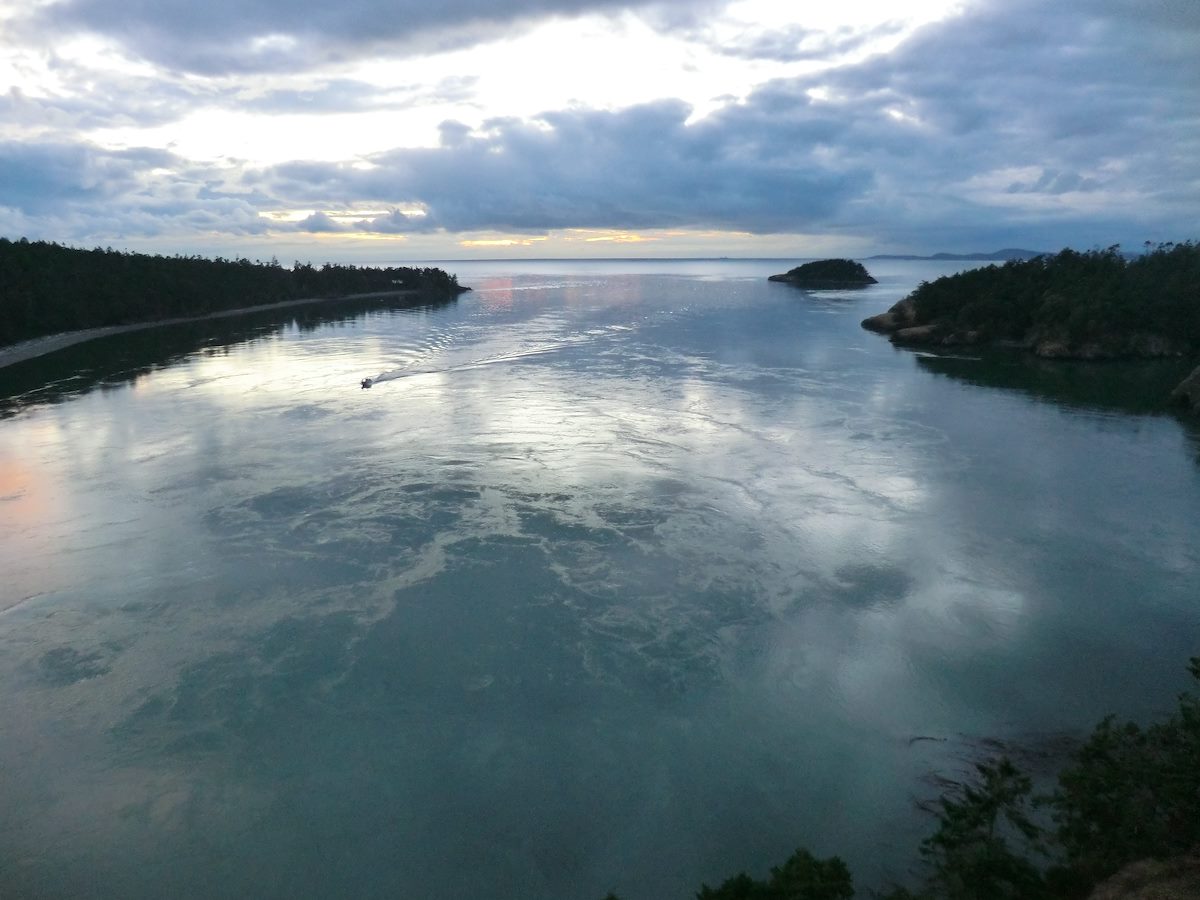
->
1, 258, 1197, 898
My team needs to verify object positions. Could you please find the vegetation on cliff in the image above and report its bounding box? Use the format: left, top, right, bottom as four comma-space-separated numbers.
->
862, 242, 1200, 358
770, 258, 878, 287
0, 237, 467, 347
603, 657, 1200, 900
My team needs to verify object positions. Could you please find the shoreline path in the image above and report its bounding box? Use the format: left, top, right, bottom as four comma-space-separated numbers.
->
0, 289, 417, 370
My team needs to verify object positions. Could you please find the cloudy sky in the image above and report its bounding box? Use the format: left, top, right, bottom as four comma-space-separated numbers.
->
1, 0, 1197, 261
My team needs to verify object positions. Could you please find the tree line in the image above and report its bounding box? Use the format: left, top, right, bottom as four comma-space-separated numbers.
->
904, 242, 1200, 352
0, 237, 466, 346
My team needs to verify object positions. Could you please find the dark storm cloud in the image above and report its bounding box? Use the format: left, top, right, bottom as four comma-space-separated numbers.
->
29, 0, 702, 74
256, 99, 874, 234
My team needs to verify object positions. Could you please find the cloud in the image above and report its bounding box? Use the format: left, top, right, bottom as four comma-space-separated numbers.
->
295, 211, 348, 233
3, 0, 1196, 254
237, 76, 480, 116
360, 209, 436, 233
0, 140, 271, 242
27, 0, 705, 75
243, 0, 1198, 248
701, 22, 904, 63
256, 99, 874, 234
0, 142, 172, 214
0, 75, 205, 135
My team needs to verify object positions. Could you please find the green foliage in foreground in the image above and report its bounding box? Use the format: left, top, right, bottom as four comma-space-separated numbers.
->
916, 758, 1045, 900
1051, 656, 1200, 890
696, 847, 855, 899
604, 657, 1200, 900
906, 241, 1200, 348
0, 236, 464, 346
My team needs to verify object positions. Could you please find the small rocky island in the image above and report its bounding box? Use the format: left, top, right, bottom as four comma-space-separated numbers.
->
769, 258, 877, 288
859, 242, 1200, 412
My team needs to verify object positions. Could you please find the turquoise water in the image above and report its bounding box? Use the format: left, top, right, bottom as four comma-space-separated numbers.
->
1, 259, 1197, 898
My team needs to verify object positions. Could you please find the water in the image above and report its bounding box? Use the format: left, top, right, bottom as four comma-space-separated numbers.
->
1, 259, 1197, 898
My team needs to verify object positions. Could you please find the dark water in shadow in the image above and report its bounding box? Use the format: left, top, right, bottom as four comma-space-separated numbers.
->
0, 260, 1197, 899
913, 348, 1196, 415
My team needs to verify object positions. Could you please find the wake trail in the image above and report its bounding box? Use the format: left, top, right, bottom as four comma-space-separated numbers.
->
366, 339, 592, 386
360, 302, 692, 388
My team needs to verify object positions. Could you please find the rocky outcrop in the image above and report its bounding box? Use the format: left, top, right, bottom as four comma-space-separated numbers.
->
861, 299, 983, 347
1087, 850, 1200, 899
860, 298, 916, 333
1170, 364, 1200, 413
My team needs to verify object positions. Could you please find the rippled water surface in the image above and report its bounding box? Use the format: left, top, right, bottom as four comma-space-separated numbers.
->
2, 259, 1198, 898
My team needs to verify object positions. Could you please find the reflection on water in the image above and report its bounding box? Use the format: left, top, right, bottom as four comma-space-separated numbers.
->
914, 349, 1197, 416
0, 292, 462, 418
0, 261, 1197, 899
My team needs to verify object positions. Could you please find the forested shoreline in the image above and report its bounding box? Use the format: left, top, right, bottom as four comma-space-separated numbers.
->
862, 242, 1200, 358
0, 237, 467, 347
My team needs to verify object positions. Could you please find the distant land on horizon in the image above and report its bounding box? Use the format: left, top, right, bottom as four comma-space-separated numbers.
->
408, 248, 1051, 264
866, 248, 1047, 261
405, 249, 1050, 263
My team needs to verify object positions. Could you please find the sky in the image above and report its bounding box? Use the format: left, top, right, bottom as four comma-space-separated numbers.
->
0, 0, 1197, 261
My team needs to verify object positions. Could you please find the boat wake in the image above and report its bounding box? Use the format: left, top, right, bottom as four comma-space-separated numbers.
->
362, 338, 594, 388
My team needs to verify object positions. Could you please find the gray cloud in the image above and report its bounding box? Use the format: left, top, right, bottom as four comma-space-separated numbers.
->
0, 142, 172, 214
243, 0, 1198, 247
359, 209, 436, 233
704, 22, 904, 63
28, 0, 702, 75
1, 73, 206, 133
296, 211, 349, 233
256, 99, 874, 234
0, 141, 269, 243
3, 0, 1196, 253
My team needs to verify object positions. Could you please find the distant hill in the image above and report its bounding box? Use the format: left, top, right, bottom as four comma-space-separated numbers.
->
868, 248, 1047, 261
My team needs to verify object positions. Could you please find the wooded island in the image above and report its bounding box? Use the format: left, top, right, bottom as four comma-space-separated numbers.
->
769, 258, 878, 288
